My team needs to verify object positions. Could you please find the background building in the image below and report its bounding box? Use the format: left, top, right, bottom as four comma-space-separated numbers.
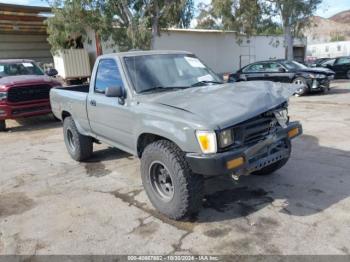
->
0, 3, 52, 64
89, 29, 307, 74
308, 41, 350, 58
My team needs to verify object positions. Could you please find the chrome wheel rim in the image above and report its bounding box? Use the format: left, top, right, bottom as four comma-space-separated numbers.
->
293, 79, 304, 85
149, 161, 174, 202
293, 79, 305, 94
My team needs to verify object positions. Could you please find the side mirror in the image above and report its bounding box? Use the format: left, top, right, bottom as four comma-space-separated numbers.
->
105, 86, 124, 98
278, 67, 286, 73
46, 68, 58, 77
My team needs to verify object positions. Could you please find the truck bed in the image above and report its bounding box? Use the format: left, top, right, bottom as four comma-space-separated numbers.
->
56, 84, 90, 93
50, 84, 90, 131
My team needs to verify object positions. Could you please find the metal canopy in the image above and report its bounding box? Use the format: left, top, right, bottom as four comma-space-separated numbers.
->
0, 3, 51, 34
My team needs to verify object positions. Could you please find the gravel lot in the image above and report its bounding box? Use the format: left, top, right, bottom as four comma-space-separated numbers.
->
0, 80, 350, 255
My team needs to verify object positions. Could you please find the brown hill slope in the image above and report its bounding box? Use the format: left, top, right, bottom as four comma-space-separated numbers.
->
305, 14, 350, 44
330, 10, 350, 24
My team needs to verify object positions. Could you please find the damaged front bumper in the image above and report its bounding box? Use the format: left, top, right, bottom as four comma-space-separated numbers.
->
186, 121, 302, 177
306, 78, 331, 92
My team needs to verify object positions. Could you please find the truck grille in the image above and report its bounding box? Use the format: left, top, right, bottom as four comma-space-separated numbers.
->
241, 114, 277, 146
7, 85, 52, 103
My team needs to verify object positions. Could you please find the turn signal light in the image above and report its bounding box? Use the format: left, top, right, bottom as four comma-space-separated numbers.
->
288, 128, 299, 139
227, 157, 244, 170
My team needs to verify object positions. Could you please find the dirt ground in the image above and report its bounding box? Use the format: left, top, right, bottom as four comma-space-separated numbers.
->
0, 81, 350, 255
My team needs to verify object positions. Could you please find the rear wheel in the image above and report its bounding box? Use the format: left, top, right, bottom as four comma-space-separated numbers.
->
0, 120, 6, 132
141, 140, 204, 220
293, 77, 307, 96
63, 117, 93, 161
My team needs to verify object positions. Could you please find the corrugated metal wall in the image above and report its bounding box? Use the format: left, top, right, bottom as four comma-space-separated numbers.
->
0, 34, 53, 64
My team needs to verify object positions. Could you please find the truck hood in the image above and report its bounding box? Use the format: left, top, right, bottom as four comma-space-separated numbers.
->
0, 75, 60, 89
137, 81, 299, 129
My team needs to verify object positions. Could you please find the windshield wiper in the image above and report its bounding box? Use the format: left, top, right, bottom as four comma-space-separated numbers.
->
191, 80, 223, 87
139, 86, 190, 94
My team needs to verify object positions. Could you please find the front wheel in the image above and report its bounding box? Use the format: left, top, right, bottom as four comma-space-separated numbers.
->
63, 117, 93, 161
141, 140, 204, 220
293, 77, 307, 96
0, 120, 6, 132
346, 70, 350, 79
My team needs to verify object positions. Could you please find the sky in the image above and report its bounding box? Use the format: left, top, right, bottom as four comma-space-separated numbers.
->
0, 0, 349, 19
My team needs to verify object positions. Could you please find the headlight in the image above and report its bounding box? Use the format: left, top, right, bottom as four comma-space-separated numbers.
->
218, 129, 234, 148
0, 92, 7, 102
315, 74, 326, 79
274, 108, 289, 128
196, 130, 217, 154
309, 73, 326, 79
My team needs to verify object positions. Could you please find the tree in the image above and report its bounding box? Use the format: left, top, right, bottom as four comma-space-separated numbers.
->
46, 0, 102, 53
267, 0, 322, 60
196, 0, 265, 35
46, 0, 194, 53
330, 33, 345, 42
195, 0, 321, 60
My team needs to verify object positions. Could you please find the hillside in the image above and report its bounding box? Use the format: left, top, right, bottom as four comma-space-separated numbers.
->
330, 9, 350, 24
304, 11, 350, 44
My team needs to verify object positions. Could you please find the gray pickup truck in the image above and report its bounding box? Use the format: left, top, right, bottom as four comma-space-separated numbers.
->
50, 50, 302, 220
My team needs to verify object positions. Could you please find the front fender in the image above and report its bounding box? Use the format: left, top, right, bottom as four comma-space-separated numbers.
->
133, 103, 207, 154
134, 119, 201, 154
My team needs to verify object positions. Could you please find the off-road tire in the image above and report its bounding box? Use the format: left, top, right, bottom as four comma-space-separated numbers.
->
293, 77, 307, 96
63, 117, 93, 161
0, 120, 6, 132
251, 157, 290, 176
141, 140, 204, 220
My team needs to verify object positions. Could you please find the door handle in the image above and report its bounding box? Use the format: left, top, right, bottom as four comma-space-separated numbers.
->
90, 100, 96, 106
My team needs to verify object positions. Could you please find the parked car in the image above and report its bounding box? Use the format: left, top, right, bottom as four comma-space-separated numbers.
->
0, 59, 61, 131
227, 59, 335, 96
309, 58, 332, 68
50, 51, 302, 220
318, 56, 350, 79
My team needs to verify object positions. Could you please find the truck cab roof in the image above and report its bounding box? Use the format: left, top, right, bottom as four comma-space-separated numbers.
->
98, 50, 193, 59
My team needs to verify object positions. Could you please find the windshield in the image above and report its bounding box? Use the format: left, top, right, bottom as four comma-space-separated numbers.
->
0, 62, 44, 78
280, 60, 308, 70
123, 54, 222, 93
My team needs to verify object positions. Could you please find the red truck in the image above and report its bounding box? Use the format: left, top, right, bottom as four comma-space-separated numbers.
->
0, 59, 61, 131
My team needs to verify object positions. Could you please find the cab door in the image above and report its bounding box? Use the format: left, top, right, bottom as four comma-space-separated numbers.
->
263, 62, 292, 83
87, 58, 135, 152
240, 63, 266, 81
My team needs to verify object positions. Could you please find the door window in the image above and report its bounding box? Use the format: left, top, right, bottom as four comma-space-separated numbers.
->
264, 62, 283, 72
95, 59, 124, 93
322, 59, 335, 66
242, 63, 265, 73
335, 57, 350, 65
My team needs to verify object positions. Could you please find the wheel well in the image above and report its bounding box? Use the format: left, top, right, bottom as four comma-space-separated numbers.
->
137, 133, 170, 157
62, 111, 71, 120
